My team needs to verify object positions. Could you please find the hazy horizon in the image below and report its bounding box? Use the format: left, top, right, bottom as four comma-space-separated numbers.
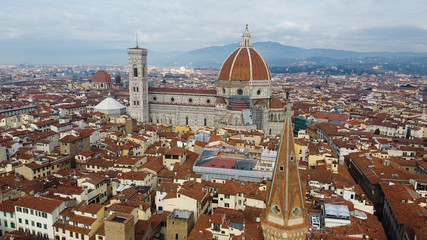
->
1, 0, 427, 64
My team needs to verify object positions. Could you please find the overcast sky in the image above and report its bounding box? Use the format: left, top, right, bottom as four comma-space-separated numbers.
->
1, 0, 426, 64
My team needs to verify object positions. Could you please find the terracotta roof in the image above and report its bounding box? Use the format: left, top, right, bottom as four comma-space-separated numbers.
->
15, 195, 64, 213
218, 47, 270, 81
164, 146, 186, 156
0, 199, 16, 213
92, 70, 112, 83
269, 98, 285, 109
74, 201, 104, 215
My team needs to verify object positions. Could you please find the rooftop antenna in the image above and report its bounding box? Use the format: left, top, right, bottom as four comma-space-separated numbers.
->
136, 32, 139, 47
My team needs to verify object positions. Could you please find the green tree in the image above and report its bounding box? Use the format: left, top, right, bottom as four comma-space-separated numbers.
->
374, 128, 380, 135
115, 75, 121, 83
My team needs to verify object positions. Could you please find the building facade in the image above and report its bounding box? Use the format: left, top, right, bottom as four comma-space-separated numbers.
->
128, 26, 286, 136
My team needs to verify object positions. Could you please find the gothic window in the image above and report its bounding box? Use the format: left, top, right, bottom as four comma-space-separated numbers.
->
204, 118, 207, 126
133, 67, 138, 77
279, 162, 284, 172
133, 87, 135, 92
136, 87, 139, 92
271, 205, 281, 215
186, 117, 189, 125
292, 207, 301, 217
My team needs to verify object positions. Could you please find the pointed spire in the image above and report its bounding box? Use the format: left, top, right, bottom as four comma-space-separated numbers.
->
240, 24, 253, 47
264, 91, 306, 228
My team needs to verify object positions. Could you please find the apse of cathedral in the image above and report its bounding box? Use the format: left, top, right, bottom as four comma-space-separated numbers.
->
128, 25, 287, 136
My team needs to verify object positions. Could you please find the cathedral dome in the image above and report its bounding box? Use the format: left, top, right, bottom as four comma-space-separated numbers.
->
92, 71, 112, 83
218, 25, 271, 81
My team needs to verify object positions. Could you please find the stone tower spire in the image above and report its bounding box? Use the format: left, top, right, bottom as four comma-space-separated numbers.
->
262, 101, 308, 240
240, 24, 253, 47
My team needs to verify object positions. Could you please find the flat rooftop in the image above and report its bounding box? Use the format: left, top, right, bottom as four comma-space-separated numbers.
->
169, 209, 192, 220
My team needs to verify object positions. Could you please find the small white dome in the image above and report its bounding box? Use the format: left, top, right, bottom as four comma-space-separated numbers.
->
94, 97, 126, 111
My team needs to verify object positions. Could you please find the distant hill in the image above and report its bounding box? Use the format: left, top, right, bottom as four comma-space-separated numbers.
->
146, 41, 427, 67
6, 41, 426, 67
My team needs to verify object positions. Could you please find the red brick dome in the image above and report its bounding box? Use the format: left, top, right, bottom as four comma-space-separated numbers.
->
218, 26, 270, 81
92, 71, 112, 83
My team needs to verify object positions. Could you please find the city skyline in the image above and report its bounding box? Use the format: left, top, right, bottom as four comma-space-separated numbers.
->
1, 0, 427, 64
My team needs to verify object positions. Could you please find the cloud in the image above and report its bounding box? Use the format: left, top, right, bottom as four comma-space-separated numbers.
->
0, 0, 426, 63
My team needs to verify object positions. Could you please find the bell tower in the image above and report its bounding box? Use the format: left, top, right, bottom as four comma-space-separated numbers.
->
127, 40, 149, 122
262, 99, 308, 239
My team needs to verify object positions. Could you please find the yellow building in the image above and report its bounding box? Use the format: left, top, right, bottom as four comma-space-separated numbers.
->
54, 201, 107, 240
174, 125, 191, 133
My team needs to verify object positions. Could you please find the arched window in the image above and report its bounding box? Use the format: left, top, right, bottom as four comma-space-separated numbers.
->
133, 67, 138, 77
185, 117, 189, 125
136, 86, 139, 92
204, 118, 207, 126
142, 66, 146, 77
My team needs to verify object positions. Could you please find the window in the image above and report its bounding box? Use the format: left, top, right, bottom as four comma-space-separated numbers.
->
225, 203, 230, 208
30, 209, 34, 215
23, 208, 28, 214
37, 222, 41, 228
185, 116, 188, 125
4, 221, 7, 227
32, 221, 34, 226
237, 89, 243, 95
188, 98, 193, 103
133, 67, 138, 77
225, 194, 230, 199
204, 118, 207, 126
11, 222, 15, 229
70, 231, 73, 237
16, 207, 22, 212
257, 89, 261, 95
18, 218, 22, 224
9, 213, 12, 218
25, 219, 29, 225
44, 224, 47, 229
175, 233, 178, 240
3, 212, 5, 217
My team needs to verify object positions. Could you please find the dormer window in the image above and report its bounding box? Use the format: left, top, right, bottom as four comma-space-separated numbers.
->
279, 162, 284, 172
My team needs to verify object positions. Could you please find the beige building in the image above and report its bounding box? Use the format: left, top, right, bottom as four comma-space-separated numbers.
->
60, 132, 91, 157
128, 26, 286, 136
14, 157, 72, 180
